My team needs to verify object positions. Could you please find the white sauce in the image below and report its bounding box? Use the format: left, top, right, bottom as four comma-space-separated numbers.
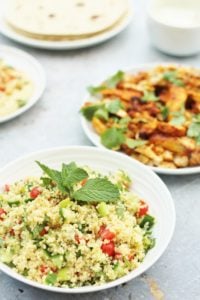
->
152, 5, 200, 28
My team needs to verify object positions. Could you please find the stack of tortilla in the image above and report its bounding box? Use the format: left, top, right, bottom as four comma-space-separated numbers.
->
5, 0, 130, 41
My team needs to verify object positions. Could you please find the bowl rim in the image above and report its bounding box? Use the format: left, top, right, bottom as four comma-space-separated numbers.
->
0, 146, 176, 293
80, 62, 200, 175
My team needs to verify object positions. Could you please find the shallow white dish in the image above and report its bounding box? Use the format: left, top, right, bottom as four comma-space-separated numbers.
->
0, 4, 133, 50
81, 63, 200, 175
0, 146, 175, 293
0, 45, 45, 123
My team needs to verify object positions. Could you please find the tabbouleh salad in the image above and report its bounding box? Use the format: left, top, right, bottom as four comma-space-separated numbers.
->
0, 161, 155, 288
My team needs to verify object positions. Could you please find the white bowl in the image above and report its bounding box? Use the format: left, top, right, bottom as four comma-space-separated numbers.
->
147, 0, 200, 56
0, 146, 175, 293
0, 45, 46, 123
81, 63, 200, 175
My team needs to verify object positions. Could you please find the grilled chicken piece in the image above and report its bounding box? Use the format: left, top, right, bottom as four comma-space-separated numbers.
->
150, 134, 186, 154
159, 85, 187, 111
157, 122, 186, 137
101, 89, 142, 101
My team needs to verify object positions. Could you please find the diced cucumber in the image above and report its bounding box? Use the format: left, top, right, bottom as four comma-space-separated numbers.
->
52, 255, 63, 269
57, 267, 70, 282
59, 198, 71, 208
59, 208, 68, 219
7, 199, 20, 206
97, 202, 108, 217
45, 273, 57, 285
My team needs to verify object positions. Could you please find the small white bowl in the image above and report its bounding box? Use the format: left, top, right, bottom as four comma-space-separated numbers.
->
0, 146, 175, 293
147, 0, 200, 56
0, 45, 46, 123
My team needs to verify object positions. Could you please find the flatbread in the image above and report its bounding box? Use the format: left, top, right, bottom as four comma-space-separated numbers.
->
6, 10, 129, 41
5, 0, 129, 37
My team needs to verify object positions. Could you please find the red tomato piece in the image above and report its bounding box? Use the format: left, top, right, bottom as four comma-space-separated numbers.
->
138, 200, 148, 217
40, 227, 48, 236
0, 208, 6, 220
40, 265, 48, 274
4, 184, 10, 192
115, 252, 122, 260
98, 225, 115, 241
30, 187, 41, 199
9, 228, 15, 236
101, 241, 115, 256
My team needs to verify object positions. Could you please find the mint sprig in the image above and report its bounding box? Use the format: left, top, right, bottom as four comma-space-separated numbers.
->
73, 178, 120, 203
36, 161, 120, 203
101, 128, 125, 149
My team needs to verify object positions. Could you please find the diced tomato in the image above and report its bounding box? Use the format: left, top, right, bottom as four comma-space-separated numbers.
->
80, 178, 88, 186
40, 265, 48, 274
101, 241, 115, 257
137, 200, 148, 217
39, 227, 48, 236
128, 254, 135, 261
98, 225, 115, 241
4, 184, 10, 192
115, 252, 122, 260
9, 228, 15, 236
51, 266, 58, 273
30, 187, 41, 199
0, 208, 6, 220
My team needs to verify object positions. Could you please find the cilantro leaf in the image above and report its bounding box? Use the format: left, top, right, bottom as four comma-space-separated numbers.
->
36, 161, 66, 192
105, 70, 124, 88
125, 138, 147, 149
160, 106, 169, 120
101, 128, 125, 149
73, 178, 120, 203
142, 91, 158, 102
61, 162, 88, 188
170, 115, 185, 126
94, 108, 109, 121
106, 99, 124, 114
81, 104, 102, 121
87, 85, 106, 96
163, 71, 184, 86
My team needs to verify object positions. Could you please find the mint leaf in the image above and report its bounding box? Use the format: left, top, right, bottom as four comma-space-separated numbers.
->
73, 178, 120, 203
106, 99, 123, 114
105, 70, 124, 88
61, 162, 88, 188
142, 91, 158, 102
81, 104, 103, 121
126, 138, 147, 149
163, 71, 184, 86
101, 128, 125, 149
94, 108, 109, 121
87, 85, 106, 96
36, 161, 66, 192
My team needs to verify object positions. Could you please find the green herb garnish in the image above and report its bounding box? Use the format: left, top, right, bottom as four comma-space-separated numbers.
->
36, 161, 120, 203
140, 215, 155, 230
163, 71, 184, 86
125, 138, 147, 149
142, 91, 159, 102
80, 104, 102, 121
94, 108, 109, 121
106, 99, 124, 114
73, 178, 120, 203
187, 114, 200, 144
170, 107, 186, 126
101, 128, 125, 149
87, 71, 124, 96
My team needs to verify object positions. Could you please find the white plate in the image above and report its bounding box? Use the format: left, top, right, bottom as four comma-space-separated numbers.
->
0, 146, 175, 293
81, 63, 200, 175
0, 45, 45, 123
0, 4, 133, 50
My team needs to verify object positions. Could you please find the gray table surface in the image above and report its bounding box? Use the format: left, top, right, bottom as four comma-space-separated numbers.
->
0, 1, 200, 299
